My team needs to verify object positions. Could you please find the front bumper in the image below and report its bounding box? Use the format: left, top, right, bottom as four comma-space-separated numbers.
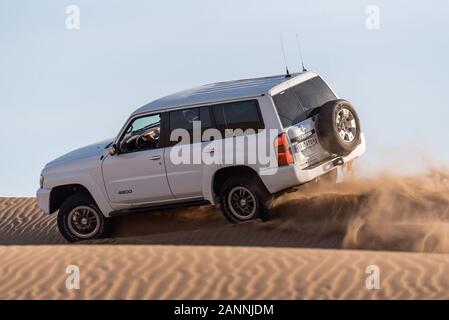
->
36, 188, 51, 214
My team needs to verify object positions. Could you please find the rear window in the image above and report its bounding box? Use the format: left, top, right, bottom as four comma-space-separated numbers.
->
272, 76, 336, 127
212, 100, 264, 133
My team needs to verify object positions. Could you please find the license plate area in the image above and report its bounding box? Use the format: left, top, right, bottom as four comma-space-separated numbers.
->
296, 136, 319, 152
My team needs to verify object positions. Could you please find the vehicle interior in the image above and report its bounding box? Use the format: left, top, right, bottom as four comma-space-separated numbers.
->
119, 114, 161, 153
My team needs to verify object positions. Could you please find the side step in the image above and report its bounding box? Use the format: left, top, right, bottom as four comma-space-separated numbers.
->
109, 199, 211, 217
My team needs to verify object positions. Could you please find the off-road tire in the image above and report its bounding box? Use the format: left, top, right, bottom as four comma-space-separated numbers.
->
219, 176, 270, 224
57, 193, 111, 243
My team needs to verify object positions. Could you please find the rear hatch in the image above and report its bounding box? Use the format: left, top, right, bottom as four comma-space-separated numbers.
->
271, 75, 337, 167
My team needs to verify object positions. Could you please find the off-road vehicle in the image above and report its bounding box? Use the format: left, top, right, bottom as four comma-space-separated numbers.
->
37, 71, 365, 242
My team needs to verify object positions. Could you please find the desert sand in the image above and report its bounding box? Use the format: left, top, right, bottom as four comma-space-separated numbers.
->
0, 169, 448, 299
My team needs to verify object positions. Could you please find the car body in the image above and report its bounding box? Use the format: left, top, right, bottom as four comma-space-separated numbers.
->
37, 71, 366, 241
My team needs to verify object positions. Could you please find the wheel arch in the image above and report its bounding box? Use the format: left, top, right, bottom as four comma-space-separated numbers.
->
49, 184, 95, 214
211, 165, 269, 201
44, 170, 114, 216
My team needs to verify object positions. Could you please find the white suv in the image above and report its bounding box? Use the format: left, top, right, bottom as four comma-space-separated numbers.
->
37, 71, 366, 242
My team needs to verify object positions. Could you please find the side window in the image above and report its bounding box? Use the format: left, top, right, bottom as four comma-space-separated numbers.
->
199, 106, 213, 130
119, 114, 161, 153
169, 106, 213, 145
170, 108, 199, 131
212, 100, 264, 135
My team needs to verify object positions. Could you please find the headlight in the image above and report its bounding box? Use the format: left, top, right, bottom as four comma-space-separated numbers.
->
40, 174, 44, 188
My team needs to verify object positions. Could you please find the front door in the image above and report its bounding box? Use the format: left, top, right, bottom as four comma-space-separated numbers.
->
102, 113, 173, 207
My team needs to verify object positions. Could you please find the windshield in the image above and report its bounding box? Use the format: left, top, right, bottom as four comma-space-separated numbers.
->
272, 76, 336, 127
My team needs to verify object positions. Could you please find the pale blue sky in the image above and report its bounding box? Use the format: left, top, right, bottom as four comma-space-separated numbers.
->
1, 0, 449, 196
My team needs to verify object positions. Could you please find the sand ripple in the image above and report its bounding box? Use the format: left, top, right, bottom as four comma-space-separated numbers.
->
0, 245, 447, 299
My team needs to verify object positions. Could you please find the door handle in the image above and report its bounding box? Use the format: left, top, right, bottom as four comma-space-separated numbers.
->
149, 155, 161, 160
204, 148, 215, 154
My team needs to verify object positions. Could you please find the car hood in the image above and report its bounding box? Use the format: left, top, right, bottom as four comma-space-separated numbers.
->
45, 138, 113, 169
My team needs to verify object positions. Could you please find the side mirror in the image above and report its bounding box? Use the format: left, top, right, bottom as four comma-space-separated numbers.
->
109, 144, 119, 156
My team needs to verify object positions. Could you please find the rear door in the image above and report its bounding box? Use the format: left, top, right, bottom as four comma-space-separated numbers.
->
164, 106, 219, 198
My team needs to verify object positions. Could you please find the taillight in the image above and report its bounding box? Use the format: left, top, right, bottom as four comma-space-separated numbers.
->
275, 132, 294, 166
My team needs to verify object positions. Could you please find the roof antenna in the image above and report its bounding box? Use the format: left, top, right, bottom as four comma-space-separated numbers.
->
296, 33, 307, 72
279, 33, 291, 78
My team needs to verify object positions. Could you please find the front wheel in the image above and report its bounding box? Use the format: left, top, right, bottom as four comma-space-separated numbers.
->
219, 176, 270, 224
57, 194, 111, 242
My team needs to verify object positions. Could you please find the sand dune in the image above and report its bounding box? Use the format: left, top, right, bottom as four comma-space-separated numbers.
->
1, 168, 449, 252
0, 169, 448, 299
0, 245, 447, 300
0, 197, 64, 245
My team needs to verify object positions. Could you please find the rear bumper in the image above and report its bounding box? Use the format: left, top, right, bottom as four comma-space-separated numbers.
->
262, 133, 366, 193
36, 188, 51, 214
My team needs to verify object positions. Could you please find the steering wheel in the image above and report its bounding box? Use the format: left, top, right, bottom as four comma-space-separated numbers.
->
135, 135, 146, 149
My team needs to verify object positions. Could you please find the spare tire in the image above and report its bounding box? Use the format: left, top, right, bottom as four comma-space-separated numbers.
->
316, 99, 361, 156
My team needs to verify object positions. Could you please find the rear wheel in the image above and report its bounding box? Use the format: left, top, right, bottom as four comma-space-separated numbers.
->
57, 194, 111, 242
219, 176, 270, 223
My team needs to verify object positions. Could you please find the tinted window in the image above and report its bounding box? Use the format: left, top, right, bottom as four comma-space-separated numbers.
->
169, 106, 213, 145
119, 114, 161, 153
199, 107, 212, 129
212, 100, 263, 134
170, 108, 200, 131
273, 76, 336, 127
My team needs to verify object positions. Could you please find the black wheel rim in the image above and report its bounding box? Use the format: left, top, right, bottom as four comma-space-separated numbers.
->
227, 186, 257, 220
67, 206, 100, 238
